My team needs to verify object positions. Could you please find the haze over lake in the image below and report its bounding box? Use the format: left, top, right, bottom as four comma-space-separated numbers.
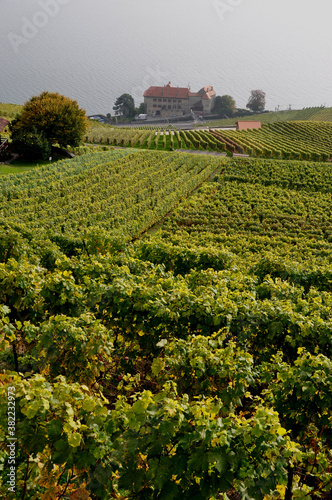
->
1, 0, 331, 115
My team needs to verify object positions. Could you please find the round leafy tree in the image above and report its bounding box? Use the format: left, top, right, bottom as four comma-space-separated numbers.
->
246, 89, 266, 112
213, 95, 236, 117
10, 92, 88, 149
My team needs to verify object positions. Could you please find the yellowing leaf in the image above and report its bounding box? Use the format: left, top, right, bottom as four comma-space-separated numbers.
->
82, 398, 96, 412
68, 433, 82, 447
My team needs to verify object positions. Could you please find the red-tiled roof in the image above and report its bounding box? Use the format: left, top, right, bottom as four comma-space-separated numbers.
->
236, 120, 261, 130
144, 83, 216, 100
144, 85, 190, 99
189, 93, 214, 101
197, 85, 216, 98
201, 93, 214, 100
0, 117, 10, 133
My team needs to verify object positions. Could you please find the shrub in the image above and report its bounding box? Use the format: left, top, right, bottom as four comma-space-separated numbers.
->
10, 128, 51, 161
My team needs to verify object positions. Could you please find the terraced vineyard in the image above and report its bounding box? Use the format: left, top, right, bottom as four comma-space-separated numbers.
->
0, 149, 223, 251
85, 126, 226, 152
211, 121, 332, 160
85, 120, 332, 161
206, 106, 332, 127
1, 150, 332, 499
0, 102, 22, 119
146, 157, 332, 275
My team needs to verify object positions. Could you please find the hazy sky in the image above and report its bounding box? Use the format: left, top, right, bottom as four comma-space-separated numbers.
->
1, 0, 332, 114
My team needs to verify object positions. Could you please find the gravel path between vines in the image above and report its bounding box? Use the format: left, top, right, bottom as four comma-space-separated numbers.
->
175, 149, 227, 157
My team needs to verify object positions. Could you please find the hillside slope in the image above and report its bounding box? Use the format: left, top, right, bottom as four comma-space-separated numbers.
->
206, 106, 332, 127
0, 149, 223, 251
1, 150, 332, 499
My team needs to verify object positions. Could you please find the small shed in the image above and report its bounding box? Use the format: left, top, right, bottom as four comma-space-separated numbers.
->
0, 117, 10, 155
0, 117, 10, 133
236, 120, 261, 131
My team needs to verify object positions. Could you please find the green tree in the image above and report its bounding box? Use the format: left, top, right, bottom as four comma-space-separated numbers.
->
246, 89, 266, 112
135, 102, 146, 115
113, 93, 136, 118
213, 95, 236, 117
10, 92, 88, 149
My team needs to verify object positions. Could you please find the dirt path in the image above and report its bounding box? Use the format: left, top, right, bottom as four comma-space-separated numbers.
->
174, 149, 227, 157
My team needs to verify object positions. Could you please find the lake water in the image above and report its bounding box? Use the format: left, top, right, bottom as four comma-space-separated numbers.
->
1, 0, 332, 115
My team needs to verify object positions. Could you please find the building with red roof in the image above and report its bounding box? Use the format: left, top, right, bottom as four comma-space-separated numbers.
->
143, 82, 216, 117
